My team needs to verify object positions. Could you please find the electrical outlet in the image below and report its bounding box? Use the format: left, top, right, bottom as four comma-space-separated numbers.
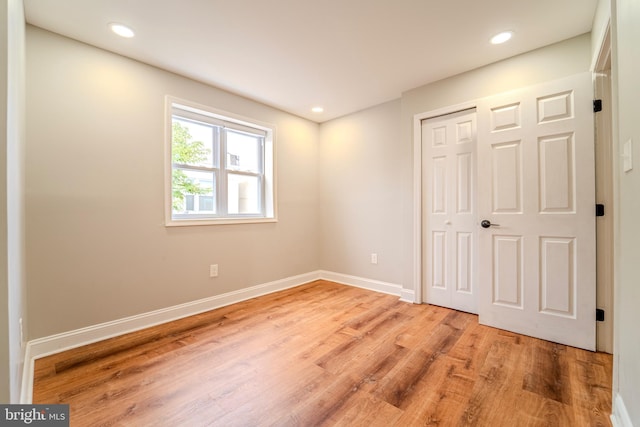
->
210, 264, 219, 278
371, 253, 378, 264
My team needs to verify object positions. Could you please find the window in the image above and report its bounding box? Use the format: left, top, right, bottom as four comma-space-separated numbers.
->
166, 98, 276, 225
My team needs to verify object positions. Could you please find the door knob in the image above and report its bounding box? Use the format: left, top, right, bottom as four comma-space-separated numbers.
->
481, 220, 500, 228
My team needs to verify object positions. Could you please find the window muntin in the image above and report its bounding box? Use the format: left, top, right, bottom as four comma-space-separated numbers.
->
167, 98, 275, 225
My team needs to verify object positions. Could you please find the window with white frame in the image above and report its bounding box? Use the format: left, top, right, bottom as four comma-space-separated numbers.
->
166, 98, 276, 225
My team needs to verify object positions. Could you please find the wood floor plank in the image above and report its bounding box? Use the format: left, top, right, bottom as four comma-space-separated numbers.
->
393, 337, 485, 425
523, 340, 573, 404
371, 310, 471, 410
32, 280, 613, 427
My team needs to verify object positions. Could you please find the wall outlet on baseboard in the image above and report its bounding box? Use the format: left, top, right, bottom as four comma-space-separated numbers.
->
210, 264, 219, 278
371, 253, 378, 264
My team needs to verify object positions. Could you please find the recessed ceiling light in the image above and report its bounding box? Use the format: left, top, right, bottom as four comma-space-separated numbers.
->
109, 23, 135, 38
490, 31, 513, 45
311, 106, 324, 113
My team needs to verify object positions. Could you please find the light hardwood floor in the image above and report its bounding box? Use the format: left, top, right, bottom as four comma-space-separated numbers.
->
33, 280, 612, 426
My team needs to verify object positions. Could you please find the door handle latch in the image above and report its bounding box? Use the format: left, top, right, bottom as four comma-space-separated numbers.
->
480, 220, 500, 228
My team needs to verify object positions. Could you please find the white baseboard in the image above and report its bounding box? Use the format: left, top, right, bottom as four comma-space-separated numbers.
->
611, 393, 635, 427
20, 345, 34, 404
20, 270, 408, 403
318, 270, 403, 297
400, 288, 416, 303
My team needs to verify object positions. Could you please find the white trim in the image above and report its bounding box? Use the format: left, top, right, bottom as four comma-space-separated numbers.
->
591, 19, 611, 72
593, 28, 614, 353
413, 115, 422, 303
412, 101, 477, 305
399, 288, 416, 303
593, 21, 612, 72
20, 270, 405, 403
19, 345, 34, 404
166, 217, 278, 227
319, 271, 403, 297
611, 393, 634, 427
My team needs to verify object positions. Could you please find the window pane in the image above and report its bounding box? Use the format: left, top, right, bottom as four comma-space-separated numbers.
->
185, 194, 195, 211
226, 130, 261, 173
172, 169, 216, 214
172, 117, 215, 167
227, 174, 260, 214
199, 195, 214, 211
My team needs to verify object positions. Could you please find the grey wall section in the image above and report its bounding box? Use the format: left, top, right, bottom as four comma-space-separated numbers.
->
319, 100, 403, 284
1, 0, 27, 403
25, 26, 320, 339
612, 0, 640, 422
399, 33, 592, 295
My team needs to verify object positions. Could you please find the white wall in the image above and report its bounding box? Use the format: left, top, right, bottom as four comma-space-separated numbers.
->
319, 100, 403, 284
25, 26, 320, 339
399, 34, 592, 296
1, 0, 26, 403
611, 0, 640, 423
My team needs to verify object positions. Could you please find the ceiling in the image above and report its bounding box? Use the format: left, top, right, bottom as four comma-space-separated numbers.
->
24, 0, 597, 122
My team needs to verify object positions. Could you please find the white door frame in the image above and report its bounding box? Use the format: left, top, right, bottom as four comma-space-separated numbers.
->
413, 101, 477, 304
593, 21, 614, 353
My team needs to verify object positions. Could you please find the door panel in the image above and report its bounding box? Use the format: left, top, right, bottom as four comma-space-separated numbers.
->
539, 237, 575, 316
422, 110, 477, 314
457, 232, 473, 293
477, 72, 595, 350
432, 231, 446, 289
539, 133, 575, 212
457, 153, 473, 213
492, 141, 523, 212
492, 234, 523, 307
432, 156, 447, 213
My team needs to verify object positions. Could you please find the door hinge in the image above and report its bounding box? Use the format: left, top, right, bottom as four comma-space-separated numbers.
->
596, 308, 605, 322
596, 204, 605, 217
594, 99, 603, 113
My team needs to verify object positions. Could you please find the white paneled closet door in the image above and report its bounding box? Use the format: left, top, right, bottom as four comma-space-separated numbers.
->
476, 72, 596, 351
422, 109, 478, 314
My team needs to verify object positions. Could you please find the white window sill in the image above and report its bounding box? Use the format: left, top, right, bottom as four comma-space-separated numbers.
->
165, 217, 278, 227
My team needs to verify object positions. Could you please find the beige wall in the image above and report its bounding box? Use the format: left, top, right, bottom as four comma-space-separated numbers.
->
399, 34, 592, 295
25, 26, 320, 339
612, 0, 640, 422
319, 100, 403, 284
1, 0, 26, 403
